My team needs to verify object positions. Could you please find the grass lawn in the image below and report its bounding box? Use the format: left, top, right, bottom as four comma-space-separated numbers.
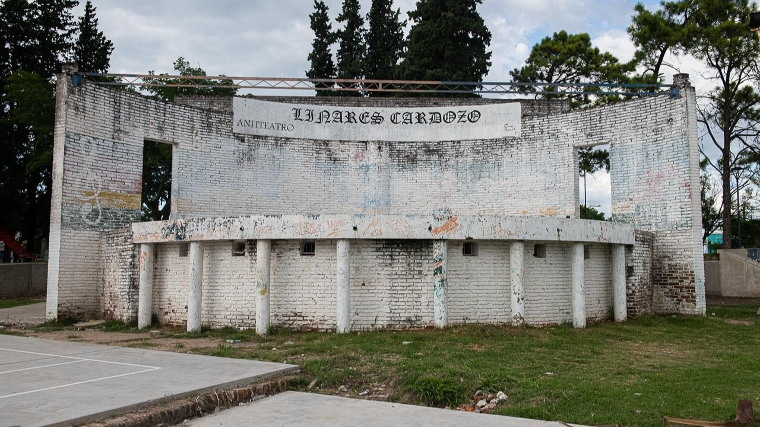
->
22, 301, 760, 427
0, 297, 44, 309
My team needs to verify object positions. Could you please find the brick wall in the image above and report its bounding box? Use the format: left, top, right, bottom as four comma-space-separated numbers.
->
100, 228, 138, 321
51, 75, 703, 324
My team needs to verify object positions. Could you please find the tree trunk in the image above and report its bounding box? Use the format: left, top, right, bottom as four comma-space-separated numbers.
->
722, 98, 732, 249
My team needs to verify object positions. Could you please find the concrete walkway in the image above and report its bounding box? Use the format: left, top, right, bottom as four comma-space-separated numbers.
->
0, 335, 298, 427
186, 391, 587, 427
0, 301, 46, 326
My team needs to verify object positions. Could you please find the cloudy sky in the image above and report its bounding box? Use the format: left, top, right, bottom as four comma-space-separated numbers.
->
77, 0, 718, 217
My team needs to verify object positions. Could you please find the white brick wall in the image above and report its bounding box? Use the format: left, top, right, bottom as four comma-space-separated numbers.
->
55, 77, 703, 325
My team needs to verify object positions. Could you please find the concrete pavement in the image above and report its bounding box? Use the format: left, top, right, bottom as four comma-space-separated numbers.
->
185, 391, 587, 427
0, 301, 46, 326
0, 335, 298, 427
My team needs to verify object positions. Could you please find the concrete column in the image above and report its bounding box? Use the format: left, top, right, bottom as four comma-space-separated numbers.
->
612, 244, 627, 322
187, 242, 204, 333
255, 240, 272, 336
433, 240, 448, 328
137, 243, 154, 329
509, 241, 525, 326
336, 240, 351, 333
571, 243, 586, 328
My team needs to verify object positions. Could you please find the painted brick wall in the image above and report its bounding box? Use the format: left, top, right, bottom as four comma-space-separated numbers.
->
52, 74, 703, 323
140, 239, 614, 329
100, 228, 138, 322
628, 230, 655, 316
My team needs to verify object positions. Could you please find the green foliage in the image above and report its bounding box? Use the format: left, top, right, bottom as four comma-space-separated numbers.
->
307, 1, 336, 96
73, 1, 113, 73
398, 0, 492, 90
628, 2, 692, 80
144, 57, 236, 102
410, 375, 466, 407
510, 31, 633, 107
701, 159, 722, 242
141, 140, 172, 221
631, 0, 760, 249
0, 298, 44, 309
335, 0, 365, 95
364, 0, 405, 88
0, 0, 111, 255
580, 205, 606, 221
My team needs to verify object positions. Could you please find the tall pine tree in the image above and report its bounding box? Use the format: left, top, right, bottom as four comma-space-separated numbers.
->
335, 0, 365, 96
398, 0, 492, 87
306, 0, 336, 96
364, 0, 404, 95
74, 1, 113, 73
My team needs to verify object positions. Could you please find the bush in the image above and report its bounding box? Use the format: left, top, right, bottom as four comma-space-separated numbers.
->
411, 376, 466, 407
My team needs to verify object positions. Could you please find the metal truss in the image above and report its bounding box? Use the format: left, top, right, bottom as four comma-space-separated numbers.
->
74, 72, 679, 97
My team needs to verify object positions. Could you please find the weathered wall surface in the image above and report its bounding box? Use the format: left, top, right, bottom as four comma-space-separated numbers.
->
627, 230, 654, 316
100, 229, 138, 321
704, 260, 720, 296
53, 74, 703, 323
716, 250, 760, 298
0, 263, 47, 298
609, 84, 704, 315
104, 239, 615, 329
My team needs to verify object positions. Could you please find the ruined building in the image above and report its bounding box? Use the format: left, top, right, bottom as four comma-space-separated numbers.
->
47, 69, 705, 333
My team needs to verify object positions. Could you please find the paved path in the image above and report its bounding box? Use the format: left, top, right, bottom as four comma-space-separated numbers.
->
0, 301, 46, 326
0, 335, 298, 427
186, 391, 587, 427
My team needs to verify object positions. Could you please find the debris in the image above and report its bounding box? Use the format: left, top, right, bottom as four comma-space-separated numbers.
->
338, 385, 348, 393
490, 398, 499, 405
496, 391, 507, 402
473, 390, 484, 401
73, 320, 106, 328
149, 330, 162, 337
359, 389, 371, 396
307, 379, 318, 389
476, 399, 487, 408
225, 339, 239, 344
544, 372, 554, 376
464, 406, 474, 412
484, 403, 497, 411
735, 399, 753, 425
284, 341, 294, 345
725, 319, 753, 326
635, 393, 642, 396
402, 341, 411, 345
486, 393, 495, 402
663, 417, 729, 427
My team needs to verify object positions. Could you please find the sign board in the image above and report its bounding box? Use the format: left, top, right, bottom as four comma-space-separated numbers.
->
232, 98, 521, 142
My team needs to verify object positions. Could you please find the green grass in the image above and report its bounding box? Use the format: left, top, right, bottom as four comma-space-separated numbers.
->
184, 302, 760, 427
0, 298, 44, 309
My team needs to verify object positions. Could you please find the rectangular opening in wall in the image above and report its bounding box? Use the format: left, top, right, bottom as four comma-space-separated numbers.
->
232, 242, 246, 257
301, 241, 316, 256
142, 140, 173, 221
462, 241, 477, 256
533, 244, 546, 258
179, 243, 189, 257
578, 144, 611, 220
584, 245, 591, 259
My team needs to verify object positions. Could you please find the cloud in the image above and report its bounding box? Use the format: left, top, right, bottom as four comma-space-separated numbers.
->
592, 29, 636, 63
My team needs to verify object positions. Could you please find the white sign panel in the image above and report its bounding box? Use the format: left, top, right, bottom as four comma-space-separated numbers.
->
232, 98, 521, 142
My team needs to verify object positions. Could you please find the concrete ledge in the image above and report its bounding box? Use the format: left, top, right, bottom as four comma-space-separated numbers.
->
132, 214, 635, 245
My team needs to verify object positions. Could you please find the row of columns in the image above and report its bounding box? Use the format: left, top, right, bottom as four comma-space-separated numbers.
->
137, 240, 628, 333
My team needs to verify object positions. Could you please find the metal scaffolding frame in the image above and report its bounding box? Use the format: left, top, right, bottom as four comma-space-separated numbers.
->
74, 72, 679, 97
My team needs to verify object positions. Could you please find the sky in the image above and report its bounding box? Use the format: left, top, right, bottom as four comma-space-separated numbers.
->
77, 0, 719, 218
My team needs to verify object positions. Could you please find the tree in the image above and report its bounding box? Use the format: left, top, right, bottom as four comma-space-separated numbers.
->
306, 0, 336, 96
364, 0, 404, 92
510, 31, 633, 107
144, 57, 237, 102
141, 141, 172, 221
628, 2, 692, 82
578, 147, 610, 210
700, 160, 722, 242
73, 1, 113, 73
335, 0, 365, 95
0, 0, 84, 258
580, 205, 606, 220
398, 0, 492, 86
